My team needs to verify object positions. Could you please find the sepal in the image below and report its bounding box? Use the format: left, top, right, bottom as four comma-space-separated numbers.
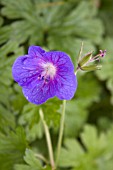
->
81, 64, 102, 71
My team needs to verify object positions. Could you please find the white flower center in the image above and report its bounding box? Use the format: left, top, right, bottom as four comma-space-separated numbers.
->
42, 62, 56, 79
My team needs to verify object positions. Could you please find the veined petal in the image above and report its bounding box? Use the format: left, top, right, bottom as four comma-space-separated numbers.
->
44, 51, 74, 73
12, 55, 42, 87
22, 80, 56, 104
28, 45, 45, 58
56, 73, 77, 100
44, 51, 77, 100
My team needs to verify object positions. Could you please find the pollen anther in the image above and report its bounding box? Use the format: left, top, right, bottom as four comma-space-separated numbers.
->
41, 62, 56, 79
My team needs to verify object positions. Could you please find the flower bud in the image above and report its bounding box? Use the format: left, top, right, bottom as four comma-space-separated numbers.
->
78, 52, 92, 67
75, 42, 106, 73
80, 64, 102, 71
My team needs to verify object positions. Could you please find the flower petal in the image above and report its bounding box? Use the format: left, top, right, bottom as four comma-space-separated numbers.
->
12, 55, 42, 87
22, 80, 56, 104
44, 51, 74, 73
43, 51, 77, 100
28, 45, 45, 58
55, 73, 77, 100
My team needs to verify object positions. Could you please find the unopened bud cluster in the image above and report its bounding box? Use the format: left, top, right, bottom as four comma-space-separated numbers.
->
76, 49, 106, 72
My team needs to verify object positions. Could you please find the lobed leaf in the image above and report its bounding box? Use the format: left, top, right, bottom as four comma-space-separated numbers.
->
0, 127, 28, 170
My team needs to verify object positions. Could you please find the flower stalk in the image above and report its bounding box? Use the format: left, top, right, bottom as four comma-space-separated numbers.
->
39, 108, 55, 170
56, 100, 66, 166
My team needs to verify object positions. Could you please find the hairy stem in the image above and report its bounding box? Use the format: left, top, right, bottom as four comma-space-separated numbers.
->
39, 109, 55, 170
35, 153, 49, 164
77, 41, 84, 63
56, 100, 66, 165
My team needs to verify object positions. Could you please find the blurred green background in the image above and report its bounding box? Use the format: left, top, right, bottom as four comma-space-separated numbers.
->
0, 0, 113, 170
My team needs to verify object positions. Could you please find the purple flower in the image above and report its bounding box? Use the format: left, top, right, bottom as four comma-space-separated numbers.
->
12, 46, 77, 105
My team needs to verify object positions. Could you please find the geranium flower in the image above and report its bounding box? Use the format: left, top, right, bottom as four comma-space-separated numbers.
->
12, 46, 77, 105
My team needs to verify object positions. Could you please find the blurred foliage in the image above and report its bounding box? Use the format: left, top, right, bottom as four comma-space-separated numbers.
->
59, 125, 113, 170
0, 127, 28, 170
0, 0, 113, 170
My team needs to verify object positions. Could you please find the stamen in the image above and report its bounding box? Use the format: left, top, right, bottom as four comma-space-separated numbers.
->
42, 76, 45, 80
99, 50, 106, 57
38, 62, 56, 84
41, 62, 56, 79
38, 75, 41, 80
45, 78, 49, 83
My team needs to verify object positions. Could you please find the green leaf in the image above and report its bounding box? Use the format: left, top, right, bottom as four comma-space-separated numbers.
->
0, 84, 12, 109
80, 125, 107, 154
49, 1, 104, 44
0, 0, 104, 47
15, 164, 52, 170
1, 0, 44, 45
96, 37, 113, 80
41, 97, 61, 127
0, 41, 25, 135
0, 40, 24, 59
65, 99, 88, 137
0, 105, 15, 134
11, 86, 28, 114
76, 73, 101, 102
0, 26, 12, 45
0, 17, 3, 26
24, 149, 42, 168
42, 165, 52, 170
99, 0, 113, 37
15, 149, 42, 170
96, 37, 113, 104
18, 103, 41, 142
59, 138, 84, 167
15, 164, 32, 170
18, 97, 61, 142
0, 127, 28, 170
65, 73, 101, 137
1, 0, 33, 19
59, 125, 113, 169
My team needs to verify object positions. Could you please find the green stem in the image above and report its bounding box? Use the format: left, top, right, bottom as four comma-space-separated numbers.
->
56, 100, 66, 165
77, 41, 84, 63
39, 109, 55, 170
35, 153, 49, 164
75, 67, 79, 75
